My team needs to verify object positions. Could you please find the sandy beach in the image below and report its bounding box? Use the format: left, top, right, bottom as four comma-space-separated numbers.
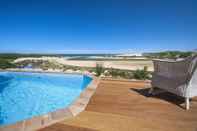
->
14, 57, 154, 71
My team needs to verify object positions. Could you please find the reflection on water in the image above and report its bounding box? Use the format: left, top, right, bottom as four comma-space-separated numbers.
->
0, 75, 13, 124
0, 76, 13, 93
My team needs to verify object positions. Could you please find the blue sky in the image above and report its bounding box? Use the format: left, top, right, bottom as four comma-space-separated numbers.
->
0, 0, 196, 54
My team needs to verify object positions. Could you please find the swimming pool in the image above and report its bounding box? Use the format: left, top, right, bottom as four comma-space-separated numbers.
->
0, 72, 92, 126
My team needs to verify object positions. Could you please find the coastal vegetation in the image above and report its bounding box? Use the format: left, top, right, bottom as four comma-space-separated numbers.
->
143, 51, 194, 59
103, 67, 150, 80
95, 63, 104, 76
94, 63, 151, 80
0, 51, 195, 79
133, 66, 150, 80
0, 59, 16, 69
11, 59, 151, 80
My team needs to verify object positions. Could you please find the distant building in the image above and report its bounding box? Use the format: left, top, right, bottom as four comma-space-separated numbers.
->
116, 53, 142, 57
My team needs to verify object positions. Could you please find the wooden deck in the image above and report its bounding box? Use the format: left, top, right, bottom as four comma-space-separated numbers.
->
40, 79, 197, 131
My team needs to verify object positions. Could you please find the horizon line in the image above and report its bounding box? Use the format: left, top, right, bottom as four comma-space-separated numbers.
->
0, 48, 195, 54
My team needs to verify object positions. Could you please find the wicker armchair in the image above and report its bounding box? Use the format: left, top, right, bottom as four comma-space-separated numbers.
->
150, 55, 197, 110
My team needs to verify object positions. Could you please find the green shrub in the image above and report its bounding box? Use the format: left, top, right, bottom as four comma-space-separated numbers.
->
108, 68, 133, 79
95, 63, 104, 76
133, 66, 150, 80
124, 71, 134, 79
144, 51, 194, 59
179, 52, 193, 58
0, 59, 16, 69
109, 68, 119, 77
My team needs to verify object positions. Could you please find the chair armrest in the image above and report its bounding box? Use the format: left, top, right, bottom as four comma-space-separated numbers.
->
153, 58, 186, 63
153, 59, 176, 63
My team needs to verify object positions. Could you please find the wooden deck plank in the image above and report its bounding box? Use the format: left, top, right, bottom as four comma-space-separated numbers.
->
40, 80, 197, 131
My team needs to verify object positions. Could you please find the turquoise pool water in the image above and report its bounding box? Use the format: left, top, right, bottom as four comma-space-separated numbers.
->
0, 72, 92, 126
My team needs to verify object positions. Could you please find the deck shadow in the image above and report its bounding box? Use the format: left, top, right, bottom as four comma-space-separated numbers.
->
130, 87, 185, 108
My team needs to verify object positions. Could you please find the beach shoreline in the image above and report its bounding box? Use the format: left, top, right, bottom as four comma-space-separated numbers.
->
14, 57, 154, 71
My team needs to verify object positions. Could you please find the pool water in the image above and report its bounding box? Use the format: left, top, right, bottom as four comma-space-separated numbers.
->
0, 72, 92, 126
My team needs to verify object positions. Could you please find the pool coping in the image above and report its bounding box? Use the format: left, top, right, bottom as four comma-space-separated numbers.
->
0, 70, 100, 131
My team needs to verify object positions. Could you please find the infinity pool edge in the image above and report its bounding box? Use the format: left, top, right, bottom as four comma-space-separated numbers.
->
0, 70, 100, 131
